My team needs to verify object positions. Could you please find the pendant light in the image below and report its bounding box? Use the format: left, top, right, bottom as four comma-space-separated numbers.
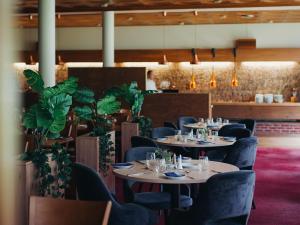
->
231, 48, 239, 87
191, 25, 199, 64
209, 48, 217, 89
190, 65, 197, 89
159, 25, 168, 65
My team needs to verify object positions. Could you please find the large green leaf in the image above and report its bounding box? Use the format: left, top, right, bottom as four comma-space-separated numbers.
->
23, 69, 44, 93
73, 87, 95, 104
49, 109, 67, 134
97, 96, 121, 115
74, 106, 93, 121
48, 93, 72, 116
36, 106, 52, 129
42, 76, 78, 99
23, 104, 38, 129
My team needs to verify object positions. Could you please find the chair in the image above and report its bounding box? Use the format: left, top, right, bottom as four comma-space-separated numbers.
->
124, 147, 193, 210
239, 119, 256, 135
73, 163, 158, 225
167, 171, 255, 225
223, 137, 258, 170
152, 127, 176, 139
164, 121, 178, 130
131, 136, 158, 148
29, 196, 112, 225
218, 123, 246, 137
225, 127, 252, 140
177, 116, 197, 134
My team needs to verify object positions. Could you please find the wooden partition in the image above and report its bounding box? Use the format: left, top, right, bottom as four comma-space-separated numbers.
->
68, 67, 146, 97
143, 93, 211, 127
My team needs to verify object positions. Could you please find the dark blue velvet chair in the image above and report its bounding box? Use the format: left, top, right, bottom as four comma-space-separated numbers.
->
238, 119, 256, 135
73, 163, 158, 225
218, 124, 246, 137
177, 116, 197, 134
164, 121, 178, 130
167, 171, 255, 225
152, 127, 176, 139
223, 136, 258, 170
131, 136, 158, 148
124, 147, 193, 210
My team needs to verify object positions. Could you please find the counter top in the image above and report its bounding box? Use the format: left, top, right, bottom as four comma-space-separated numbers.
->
213, 102, 300, 107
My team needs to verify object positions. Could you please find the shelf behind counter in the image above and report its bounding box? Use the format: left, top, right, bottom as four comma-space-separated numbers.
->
212, 102, 300, 121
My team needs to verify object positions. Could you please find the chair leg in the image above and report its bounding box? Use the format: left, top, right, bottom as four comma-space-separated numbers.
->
164, 209, 169, 225
252, 199, 256, 209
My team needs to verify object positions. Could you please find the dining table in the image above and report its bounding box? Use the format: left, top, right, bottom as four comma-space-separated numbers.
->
113, 160, 239, 208
155, 135, 236, 159
184, 122, 231, 131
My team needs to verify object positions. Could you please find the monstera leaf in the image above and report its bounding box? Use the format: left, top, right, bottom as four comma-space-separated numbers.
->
97, 96, 121, 115
74, 106, 93, 121
24, 69, 44, 93
47, 93, 72, 116
23, 104, 39, 129
42, 76, 78, 99
73, 87, 95, 104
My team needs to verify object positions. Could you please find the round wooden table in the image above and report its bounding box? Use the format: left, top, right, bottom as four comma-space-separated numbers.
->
184, 122, 230, 131
113, 160, 238, 208
155, 135, 235, 149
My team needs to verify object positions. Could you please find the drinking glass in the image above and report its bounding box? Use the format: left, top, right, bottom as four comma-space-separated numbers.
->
217, 117, 222, 125
199, 156, 209, 171
146, 152, 156, 169
158, 158, 166, 173
224, 119, 229, 124
150, 159, 160, 176
198, 117, 204, 123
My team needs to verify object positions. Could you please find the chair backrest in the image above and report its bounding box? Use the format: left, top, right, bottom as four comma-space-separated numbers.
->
73, 163, 117, 205
239, 119, 256, 135
29, 196, 112, 225
131, 136, 158, 148
227, 127, 252, 140
192, 171, 255, 224
163, 121, 178, 130
177, 116, 197, 134
152, 127, 176, 139
223, 137, 258, 170
218, 124, 246, 137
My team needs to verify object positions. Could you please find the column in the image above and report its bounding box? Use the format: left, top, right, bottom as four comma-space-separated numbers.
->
102, 11, 115, 67
38, 0, 56, 87
0, 0, 18, 224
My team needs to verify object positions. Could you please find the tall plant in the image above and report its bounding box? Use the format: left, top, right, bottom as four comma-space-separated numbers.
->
21, 69, 78, 197
105, 81, 155, 136
73, 87, 121, 173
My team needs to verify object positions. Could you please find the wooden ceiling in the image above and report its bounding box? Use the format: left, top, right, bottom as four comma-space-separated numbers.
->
15, 0, 300, 13
16, 10, 300, 28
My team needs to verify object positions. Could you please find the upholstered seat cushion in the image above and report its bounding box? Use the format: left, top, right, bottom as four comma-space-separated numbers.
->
134, 192, 193, 209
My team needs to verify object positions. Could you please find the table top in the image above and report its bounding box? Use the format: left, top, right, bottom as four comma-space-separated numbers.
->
113, 160, 239, 184
155, 135, 235, 148
184, 122, 229, 130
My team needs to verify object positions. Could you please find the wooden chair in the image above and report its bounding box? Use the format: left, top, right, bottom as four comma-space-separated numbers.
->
29, 196, 112, 225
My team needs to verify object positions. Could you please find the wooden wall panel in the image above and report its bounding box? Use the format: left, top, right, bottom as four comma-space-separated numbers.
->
142, 93, 211, 127
68, 67, 146, 97
20, 48, 300, 63
212, 102, 300, 121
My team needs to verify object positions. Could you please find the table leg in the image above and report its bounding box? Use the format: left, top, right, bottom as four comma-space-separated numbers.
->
171, 184, 181, 208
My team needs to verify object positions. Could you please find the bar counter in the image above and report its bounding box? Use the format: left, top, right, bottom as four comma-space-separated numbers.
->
212, 102, 300, 121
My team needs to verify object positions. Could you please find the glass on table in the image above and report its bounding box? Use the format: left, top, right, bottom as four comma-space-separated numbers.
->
146, 152, 156, 169
198, 117, 205, 123
223, 119, 229, 124
158, 158, 166, 173
199, 156, 209, 171
217, 117, 222, 124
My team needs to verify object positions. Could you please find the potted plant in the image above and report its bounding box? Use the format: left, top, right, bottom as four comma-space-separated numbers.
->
20, 69, 78, 198
105, 81, 155, 160
73, 87, 121, 191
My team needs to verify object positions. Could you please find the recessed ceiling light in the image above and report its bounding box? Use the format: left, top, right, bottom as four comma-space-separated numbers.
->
57, 14, 61, 20
194, 11, 198, 16
220, 15, 227, 19
179, 21, 185, 25
163, 11, 167, 17
29, 14, 33, 20
240, 14, 255, 19
128, 17, 133, 21
212, 0, 223, 3
269, 20, 274, 23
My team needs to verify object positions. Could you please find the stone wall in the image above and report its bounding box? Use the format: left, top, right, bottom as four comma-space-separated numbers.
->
15, 61, 300, 103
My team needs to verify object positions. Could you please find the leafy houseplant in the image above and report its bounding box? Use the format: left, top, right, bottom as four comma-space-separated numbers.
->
106, 81, 155, 137
73, 88, 121, 173
21, 69, 78, 197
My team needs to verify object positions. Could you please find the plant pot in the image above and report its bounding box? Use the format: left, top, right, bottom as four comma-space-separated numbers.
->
16, 160, 38, 225
76, 131, 116, 192
121, 122, 139, 162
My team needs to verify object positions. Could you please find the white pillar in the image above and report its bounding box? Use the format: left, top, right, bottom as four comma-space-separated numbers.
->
0, 0, 18, 225
102, 11, 115, 67
38, 0, 56, 87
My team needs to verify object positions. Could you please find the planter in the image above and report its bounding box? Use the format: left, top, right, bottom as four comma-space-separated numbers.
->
76, 131, 116, 192
16, 160, 38, 225
121, 122, 139, 162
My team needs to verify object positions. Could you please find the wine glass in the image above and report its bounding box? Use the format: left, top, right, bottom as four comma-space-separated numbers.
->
146, 152, 156, 169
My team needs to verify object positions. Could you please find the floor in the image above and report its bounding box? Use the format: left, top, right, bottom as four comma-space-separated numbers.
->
258, 136, 300, 149
248, 147, 300, 225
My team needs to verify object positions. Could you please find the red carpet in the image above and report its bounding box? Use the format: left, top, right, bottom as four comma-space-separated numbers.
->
249, 148, 300, 225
